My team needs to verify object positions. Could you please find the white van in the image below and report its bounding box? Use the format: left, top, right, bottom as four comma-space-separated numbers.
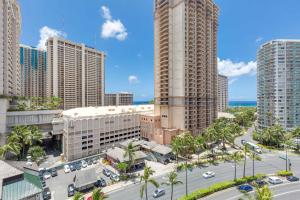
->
268, 176, 283, 184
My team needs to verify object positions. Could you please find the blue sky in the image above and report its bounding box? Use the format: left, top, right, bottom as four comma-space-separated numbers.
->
19, 0, 300, 101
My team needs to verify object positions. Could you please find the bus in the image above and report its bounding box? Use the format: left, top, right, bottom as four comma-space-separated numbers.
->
245, 141, 262, 154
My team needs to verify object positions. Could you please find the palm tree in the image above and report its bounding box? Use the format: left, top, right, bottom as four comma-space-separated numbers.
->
91, 188, 108, 200
0, 142, 21, 158
162, 171, 183, 200
231, 151, 243, 180
21, 125, 43, 158
243, 145, 249, 178
194, 135, 206, 163
170, 137, 181, 163
140, 166, 159, 200
283, 137, 294, 171
73, 192, 84, 200
28, 146, 46, 165
249, 152, 261, 177
123, 142, 137, 171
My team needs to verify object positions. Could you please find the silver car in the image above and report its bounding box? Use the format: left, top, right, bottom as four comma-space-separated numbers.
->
153, 188, 165, 198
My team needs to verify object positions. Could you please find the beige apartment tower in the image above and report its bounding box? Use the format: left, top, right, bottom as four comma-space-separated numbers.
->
47, 37, 105, 110
217, 74, 228, 112
105, 92, 133, 106
0, 0, 21, 96
154, 0, 218, 137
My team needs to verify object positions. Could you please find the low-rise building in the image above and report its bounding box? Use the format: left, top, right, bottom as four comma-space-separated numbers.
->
0, 160, 42, 200
104, 92, 133, 106
61, 105, 153, 161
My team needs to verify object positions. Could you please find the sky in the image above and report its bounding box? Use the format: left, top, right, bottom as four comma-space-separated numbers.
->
19, 0, 300, 101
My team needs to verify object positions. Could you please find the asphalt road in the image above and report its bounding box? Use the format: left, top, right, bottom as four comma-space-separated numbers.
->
203, 181, 300, 200
107, 153, 300, 200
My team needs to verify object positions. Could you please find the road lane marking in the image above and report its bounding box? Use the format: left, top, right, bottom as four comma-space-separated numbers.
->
273, 189, 300, 197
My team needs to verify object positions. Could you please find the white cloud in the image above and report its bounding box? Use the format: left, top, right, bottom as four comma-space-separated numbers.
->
128, 75, 139, 84
37, 26, 66, 50
256, 36, 263, 43
229, 78, 238, 85
100, 6, 128, 41
218, 58, 257, 77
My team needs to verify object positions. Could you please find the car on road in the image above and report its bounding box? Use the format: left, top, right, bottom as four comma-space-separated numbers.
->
50, 168, 57, 177
241, 139, 246, 145
95, 178, 107, 187
250, 179, 267, 187
268, 176, 283, 184
238, 184, 253, 192
153, 188, 166, 198
43, 171, 51, 180
287, 176, 299, 182
103, 168, 111, 177
70, 164, 76, 171
64, 165, 71, 173
202, 171, 215, 179
81, 160, 88, 168
110, 174, 120, 182
67, 184, 75, 197
42, 187, 51, 200
41, 180, 46, 187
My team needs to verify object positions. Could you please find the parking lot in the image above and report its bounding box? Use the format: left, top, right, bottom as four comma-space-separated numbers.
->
44, 158, 116, 200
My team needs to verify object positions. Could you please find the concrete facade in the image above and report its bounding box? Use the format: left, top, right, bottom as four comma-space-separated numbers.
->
153, 0, 219, 141
104, 92, 133, 106
46, 37, 105, 110
0, 0, 21, 96
217, 74, 228, 112
61, 105, 153, 161
257, 40, 300, 130
20, 44, 47, 100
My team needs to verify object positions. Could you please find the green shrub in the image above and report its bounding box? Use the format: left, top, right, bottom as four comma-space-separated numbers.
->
277, 170, 293, 177
178, 174, 266, 200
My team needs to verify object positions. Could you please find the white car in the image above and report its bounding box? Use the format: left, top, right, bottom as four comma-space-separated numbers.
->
43, 171, 51, 180
202, 171, 215, 179
64, 165, 71, 173
268, 176, 283, 184
81, 160, 88, 168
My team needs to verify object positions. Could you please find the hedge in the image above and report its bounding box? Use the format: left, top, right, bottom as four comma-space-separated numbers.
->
277, 170, 293, 177
178, 174, 266, 200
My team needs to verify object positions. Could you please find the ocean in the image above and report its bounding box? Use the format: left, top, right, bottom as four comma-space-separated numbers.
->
134, 101, 257, 107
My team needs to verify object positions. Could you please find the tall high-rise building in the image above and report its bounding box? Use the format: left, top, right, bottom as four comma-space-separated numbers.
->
0, 0, 21, 96
257, 40, 300, 131
153, 0, 218, 137
217, 74, 228, 112
105, 92, 133, 106
46, 37, 105, 110
20, 44, 47, 99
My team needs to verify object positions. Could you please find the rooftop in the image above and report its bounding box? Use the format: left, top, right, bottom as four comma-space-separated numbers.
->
106, 147, 147, 163
62, 104, 154, 118
74, 168, 97, 189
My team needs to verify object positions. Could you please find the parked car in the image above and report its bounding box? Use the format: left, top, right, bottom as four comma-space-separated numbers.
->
241, 139, 246, 145
42, 187, 51, 200
92, 159, 98, 164
81, 160, 88, 168
238, 184, 253, 192
268, 176, 283, 184
95, 178, 107, 187
67, 184, 75, 197
103, 168, 111, 177
75, 163, 82, 171
202, 171, 215, 179
110, 174, 120, 182
70, 164, 76, 172
64, 165, 71, 173
50, 168, 58, 177
287, 176, 299, 182
43, 171, 51, 180
153, 188, 166, 198
87, 159, 93, 166
250, 179, 267, 187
